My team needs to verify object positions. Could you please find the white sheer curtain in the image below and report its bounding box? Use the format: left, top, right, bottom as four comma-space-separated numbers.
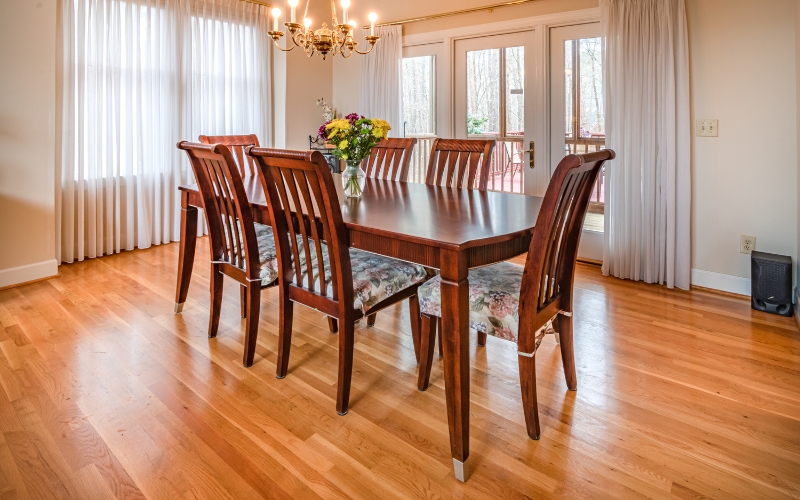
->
600, 0, 691, 290
57, 0, 271, 264
359, 25, 403, 137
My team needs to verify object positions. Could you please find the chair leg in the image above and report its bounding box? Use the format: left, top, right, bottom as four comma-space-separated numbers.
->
408, 295, 421, 364
242, 284, 261, 367
327, 317, 338, 334
556, 313, 577, 391
208, 264, 224, 339
519, 354, 541, 440
417, 314, 437, 391
240, 284, 247, 319
366, 313, 377, 327
477, 331, 487, 346
437, 318, 443, 358
336, 317, 355, 416
276, 292, 294, 378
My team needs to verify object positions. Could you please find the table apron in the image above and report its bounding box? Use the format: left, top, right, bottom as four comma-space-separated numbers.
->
348, 229, 532, 269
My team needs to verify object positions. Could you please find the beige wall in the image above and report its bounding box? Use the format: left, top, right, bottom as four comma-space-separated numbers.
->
331, 0, 800, 293
796, 0, 800, 300
0, 0, 58, 287
342, 0, 597, 35
687, 0, 798, 290
274, 1, 334, 151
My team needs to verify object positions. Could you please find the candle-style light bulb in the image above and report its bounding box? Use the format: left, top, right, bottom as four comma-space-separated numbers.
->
368, 12, 377, 36
341, 0, 350, 24
271, 7, 281, 31
303, 17, 312, 33
288, 0, 298, 23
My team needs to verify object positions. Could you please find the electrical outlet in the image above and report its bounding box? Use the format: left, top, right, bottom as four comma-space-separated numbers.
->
697, 119, 719, 137
740, 235, 756, 254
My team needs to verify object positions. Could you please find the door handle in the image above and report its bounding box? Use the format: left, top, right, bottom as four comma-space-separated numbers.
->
523, 141, 534, 169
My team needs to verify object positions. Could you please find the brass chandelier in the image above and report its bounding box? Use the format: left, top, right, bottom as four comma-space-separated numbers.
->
268, 0, 380, 59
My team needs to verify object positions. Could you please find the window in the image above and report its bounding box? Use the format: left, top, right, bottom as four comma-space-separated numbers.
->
402, 55, 436, 183
564, 37, 604, 213
402, 56, 435, 136
465, 45, 525, 193
466, 46, 524, 138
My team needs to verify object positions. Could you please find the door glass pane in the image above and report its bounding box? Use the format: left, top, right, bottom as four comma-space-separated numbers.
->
402, 56, 435, 136
564, 40, 573, 138
505, 46, 524, 136
466, 49, 500, 136
579, 38, 603, 138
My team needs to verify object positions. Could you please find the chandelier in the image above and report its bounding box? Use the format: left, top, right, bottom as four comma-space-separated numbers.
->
268, 0, 380, 59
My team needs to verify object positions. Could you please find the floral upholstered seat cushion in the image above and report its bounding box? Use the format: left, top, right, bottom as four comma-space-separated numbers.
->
270, 237, 428, 312
254, 223, 281, 286
418, 261, 547, 343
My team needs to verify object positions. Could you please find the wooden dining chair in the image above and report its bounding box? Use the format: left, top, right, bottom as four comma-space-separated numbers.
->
358, 137, 418, 329
362, 137, 417, 182
199, 134, 260, 177
416, 149, 615, 440
423, 138, 496, 352
177, 141, 280, 367
248, 147, 429, 416
425, 138, 495, 190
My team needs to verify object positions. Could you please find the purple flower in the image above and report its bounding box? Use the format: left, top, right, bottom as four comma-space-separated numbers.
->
345, 113, 363, 126
318, 123, 329, 140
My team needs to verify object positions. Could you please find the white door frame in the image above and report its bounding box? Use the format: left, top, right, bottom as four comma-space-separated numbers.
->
402, 8, 600, 197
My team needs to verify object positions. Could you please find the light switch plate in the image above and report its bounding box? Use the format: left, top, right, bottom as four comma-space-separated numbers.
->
697, 119, 718, 137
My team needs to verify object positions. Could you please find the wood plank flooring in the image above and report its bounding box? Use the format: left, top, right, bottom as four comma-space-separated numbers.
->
0, 240, 799, 499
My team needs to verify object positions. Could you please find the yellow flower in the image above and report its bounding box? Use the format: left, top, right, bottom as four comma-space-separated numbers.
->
370, 118, 391, 139
338, 140, 349, 149
326, 119, 351, 132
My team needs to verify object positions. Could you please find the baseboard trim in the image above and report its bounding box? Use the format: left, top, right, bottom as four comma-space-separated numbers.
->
0, 260, 59, 289
691, 268, 750, 297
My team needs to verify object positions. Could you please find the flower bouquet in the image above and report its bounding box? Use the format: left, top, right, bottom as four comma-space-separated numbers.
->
318, 113, 391, 198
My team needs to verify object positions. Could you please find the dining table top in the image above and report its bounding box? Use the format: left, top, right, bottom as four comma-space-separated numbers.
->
180, 174, 544, 252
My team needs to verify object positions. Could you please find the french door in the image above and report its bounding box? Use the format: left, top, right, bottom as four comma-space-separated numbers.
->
454, 31, 539, 195
550, 23, 605, 262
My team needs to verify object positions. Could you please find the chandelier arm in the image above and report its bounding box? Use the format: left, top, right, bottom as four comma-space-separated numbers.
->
352, 44, 376, 55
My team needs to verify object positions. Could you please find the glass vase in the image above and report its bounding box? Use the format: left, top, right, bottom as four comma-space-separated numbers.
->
341, 160, 366, 198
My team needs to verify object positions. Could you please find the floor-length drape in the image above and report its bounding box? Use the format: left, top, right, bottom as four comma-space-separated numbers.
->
359, 25, 403, 137
57, 0, 271, 264
600, 0, 691, 289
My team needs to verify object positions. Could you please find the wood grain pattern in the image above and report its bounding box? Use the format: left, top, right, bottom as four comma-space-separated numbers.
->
1, 242, 799, 498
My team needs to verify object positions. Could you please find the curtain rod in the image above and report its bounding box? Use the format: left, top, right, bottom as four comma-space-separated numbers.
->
370, 0, 541, 28
242, 0, 271, 7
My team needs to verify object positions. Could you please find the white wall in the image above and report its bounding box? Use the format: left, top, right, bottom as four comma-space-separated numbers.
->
687, 0, 798, 294
0, 0, 58, 288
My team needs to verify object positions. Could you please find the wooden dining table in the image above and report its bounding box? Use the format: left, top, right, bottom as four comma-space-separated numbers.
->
174, 175, 543, 481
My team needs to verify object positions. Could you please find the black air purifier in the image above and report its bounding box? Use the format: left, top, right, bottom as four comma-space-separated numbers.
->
751, 251, 793, 317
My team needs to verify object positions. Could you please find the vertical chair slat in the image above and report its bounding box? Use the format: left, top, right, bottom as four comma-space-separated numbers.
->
273, 168, 305, 285
425, 139, 495, 190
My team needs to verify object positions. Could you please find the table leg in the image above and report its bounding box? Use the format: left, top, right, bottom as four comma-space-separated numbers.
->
175, 193, 198, 313
439, 249, 471, 482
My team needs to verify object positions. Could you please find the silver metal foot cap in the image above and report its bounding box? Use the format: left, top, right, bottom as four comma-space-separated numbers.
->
174, 303, 184, 314
453, 458, 469, 482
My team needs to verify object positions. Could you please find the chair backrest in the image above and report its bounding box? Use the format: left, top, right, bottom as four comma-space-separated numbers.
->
517, 149, 615, 352
362, 138, 417, 182
178, 141, 260, 281
248, 148, 353, 313
425, 138, 495, 190
199, 134, 260, 177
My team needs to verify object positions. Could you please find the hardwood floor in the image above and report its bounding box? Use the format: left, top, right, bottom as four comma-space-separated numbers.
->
1, 240, 799, 499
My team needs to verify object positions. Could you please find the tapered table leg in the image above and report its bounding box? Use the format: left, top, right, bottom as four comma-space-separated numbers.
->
439, 249, 470, 482
175, 191, 198, 313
